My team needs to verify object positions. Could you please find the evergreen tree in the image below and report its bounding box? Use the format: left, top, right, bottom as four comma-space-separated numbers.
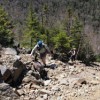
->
0, 6, 13, 46
22, 4, 40, 48
51, 28, 74, 61
70, 17, 83, 48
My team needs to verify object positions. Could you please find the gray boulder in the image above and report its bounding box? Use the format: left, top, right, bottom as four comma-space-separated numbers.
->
0, 65, 12, 84
0, 83, 19, 100
4, 48, 17, 55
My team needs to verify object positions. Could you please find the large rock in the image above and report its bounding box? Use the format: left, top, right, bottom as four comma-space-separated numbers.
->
32, 61, 48, 80
0, 65, 12, 83
0, 55, 24, 84
4, 48, 17, 55
33, 61, 44, 72
13, 60, 25, 82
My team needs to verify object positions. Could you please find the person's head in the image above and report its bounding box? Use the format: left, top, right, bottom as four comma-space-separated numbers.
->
37, 40, 43, 48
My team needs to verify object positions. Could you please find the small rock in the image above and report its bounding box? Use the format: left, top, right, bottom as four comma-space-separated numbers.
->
59, 79, 69, 86
77, 78, 87, 85
57, 96, 63, 100
26, 70, 33, 76
31, 84, 41, 89
52, 85, 60, 91
32, 71, 40, 79
38, 89, 52, 95
24, 83, 31, 89
44, 80, 51, 86
43, 94, 48, 100
16, 89, 24, 96
90, 80, 100, 85
33, 79, 44, 86
69, 77, 87, 88
24, 96, 31, 100
22, 76, 31, 83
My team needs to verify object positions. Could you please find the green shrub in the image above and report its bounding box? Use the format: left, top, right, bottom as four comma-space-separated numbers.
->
95, 54, 100, 62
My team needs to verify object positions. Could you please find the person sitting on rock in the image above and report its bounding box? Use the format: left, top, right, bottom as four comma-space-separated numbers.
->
30, 40, 51, 67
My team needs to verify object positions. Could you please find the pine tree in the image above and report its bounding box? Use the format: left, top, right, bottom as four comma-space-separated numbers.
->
51, 29, 73, 61
22, 3, 40, 48
0, 6, 13, 46
70, 17, 83, 48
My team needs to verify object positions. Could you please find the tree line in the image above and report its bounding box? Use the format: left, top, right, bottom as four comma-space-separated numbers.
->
0, 4, 99, 64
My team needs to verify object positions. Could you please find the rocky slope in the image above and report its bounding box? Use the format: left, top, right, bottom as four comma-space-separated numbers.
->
0, 47, 100, 100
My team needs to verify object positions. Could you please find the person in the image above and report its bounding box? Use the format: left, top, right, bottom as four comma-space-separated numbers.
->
30, 40, 51, 67
69, 48, 76, 62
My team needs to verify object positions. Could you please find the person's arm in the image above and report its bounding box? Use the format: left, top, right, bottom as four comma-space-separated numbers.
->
30, 44, 38, 56
73, 50, 76, 55
68, 50, 72, 54
43, 43, 51, 53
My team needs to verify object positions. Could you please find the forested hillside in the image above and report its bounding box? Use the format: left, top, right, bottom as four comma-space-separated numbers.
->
0, 0, 100, 61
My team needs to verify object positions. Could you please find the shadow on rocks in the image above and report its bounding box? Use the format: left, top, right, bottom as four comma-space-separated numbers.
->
44, 64, 57, 70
